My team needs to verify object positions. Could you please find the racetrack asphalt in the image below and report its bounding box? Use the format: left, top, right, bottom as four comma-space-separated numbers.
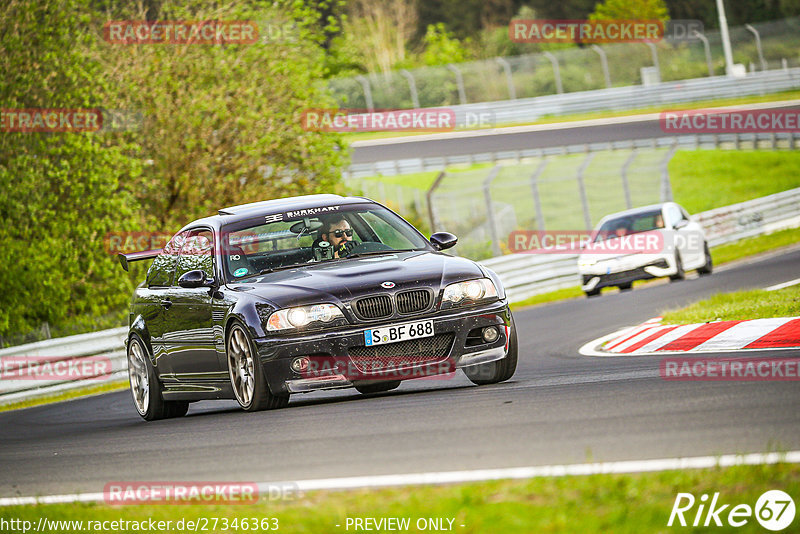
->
350, 102, 800, 164
1, 247, 798, 498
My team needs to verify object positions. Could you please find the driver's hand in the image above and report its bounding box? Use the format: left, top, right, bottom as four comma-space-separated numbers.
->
337, 240, 355, 257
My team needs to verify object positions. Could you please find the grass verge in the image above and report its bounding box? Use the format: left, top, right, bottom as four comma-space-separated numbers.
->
661, 285, 800, 324
2, 462, 797, 533
0, 380, 127, 413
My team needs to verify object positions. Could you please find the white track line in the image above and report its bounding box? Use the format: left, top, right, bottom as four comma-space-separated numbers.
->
766, 278, 800, 291
2, 451, 799, 506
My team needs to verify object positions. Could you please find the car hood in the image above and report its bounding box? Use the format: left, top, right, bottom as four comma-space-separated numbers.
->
226, 250, 484, 309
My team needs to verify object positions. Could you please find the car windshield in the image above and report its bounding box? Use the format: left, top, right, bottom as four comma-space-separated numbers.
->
594, 209, 664, 242
223, 204, 431, 281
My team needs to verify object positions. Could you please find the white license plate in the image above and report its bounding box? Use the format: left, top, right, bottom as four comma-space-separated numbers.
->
364, 320, 434, 346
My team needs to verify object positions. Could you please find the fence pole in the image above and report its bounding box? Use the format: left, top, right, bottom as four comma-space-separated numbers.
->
414, 189, 424, 218
660, 141, 678, 202
621, 149, 637, 209
483, 165, 503, 257
355, 75, 374, 112
590, 45, 612, 88
693, 31, 714, 77
446, 64, 467, 105
495, 57, 517, 99
426, 171, 447, 233
577, 151, 595, 230
529, 158, 548, 231
745, 24, 767, 71
542, 52, 563, 94
399, 69, 420, 109
644, 42, 661, 82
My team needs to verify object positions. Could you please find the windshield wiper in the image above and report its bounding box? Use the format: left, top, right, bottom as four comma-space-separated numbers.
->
345, 249, 420, 259
258, 264, 305, 275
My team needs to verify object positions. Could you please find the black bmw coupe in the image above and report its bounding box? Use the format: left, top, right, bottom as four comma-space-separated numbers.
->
119, 195, 517, 420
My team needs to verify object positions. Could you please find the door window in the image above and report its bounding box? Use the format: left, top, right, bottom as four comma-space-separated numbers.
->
175, 229, 214, 283
146, 231, 186, 287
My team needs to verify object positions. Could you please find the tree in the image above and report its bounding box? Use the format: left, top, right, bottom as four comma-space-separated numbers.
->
591, 0, 670, 21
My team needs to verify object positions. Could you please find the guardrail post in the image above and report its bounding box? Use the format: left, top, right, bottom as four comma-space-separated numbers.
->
542, 52, 563, 94
426, 171, 447, 232
577, 151, 595, 230
529, 159, 548, 231
446, 64, 467, 105
354, 75, 374, 112
660, 142, 678, 202
483, 165, 503, 257
621, 150, 637, 209
590, 45, 612, 88
693, 31, 714, 77
745, 24, 767, 71
495, 57, 516, 99
399, 69, 420, 109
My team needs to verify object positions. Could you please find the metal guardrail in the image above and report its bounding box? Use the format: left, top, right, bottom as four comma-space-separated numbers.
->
439, 68, 800, 126
479, 186, 800, 302
0, 327, 128, 403
2, 188, 799, 404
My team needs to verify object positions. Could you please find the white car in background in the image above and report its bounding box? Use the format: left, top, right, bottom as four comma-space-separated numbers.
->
578, 202, 713, 297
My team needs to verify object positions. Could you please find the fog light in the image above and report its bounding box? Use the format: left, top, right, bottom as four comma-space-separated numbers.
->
291, 357, 310, 373
482, 326, 499, 343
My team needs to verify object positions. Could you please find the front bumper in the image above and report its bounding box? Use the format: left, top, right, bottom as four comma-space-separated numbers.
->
254, 301, 512, 395
579, 256, 675, 291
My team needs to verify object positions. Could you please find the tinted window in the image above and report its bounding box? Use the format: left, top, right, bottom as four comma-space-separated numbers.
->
223, 204, 430, 282
146, 231, 185, 287
596, 210, 664, 240
175, 229, 214, 283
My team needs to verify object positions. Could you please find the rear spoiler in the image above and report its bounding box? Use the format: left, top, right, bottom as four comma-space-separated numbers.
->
118, 249, 162, 272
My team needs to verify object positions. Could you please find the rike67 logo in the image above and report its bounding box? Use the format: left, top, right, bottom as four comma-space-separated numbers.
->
669, 490, 795, 530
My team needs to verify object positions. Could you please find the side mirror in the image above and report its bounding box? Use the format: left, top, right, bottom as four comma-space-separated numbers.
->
178, 269, 213, 288
673, 219, 689, 230
430, 232, 458, 251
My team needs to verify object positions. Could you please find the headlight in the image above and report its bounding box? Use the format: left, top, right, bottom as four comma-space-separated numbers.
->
267, 304, 344, 331
442, 278, 498, 305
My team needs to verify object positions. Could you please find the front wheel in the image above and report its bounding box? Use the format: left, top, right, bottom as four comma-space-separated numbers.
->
697, 242, 713, 276
463, 317, 518, 386
669, 253, 685, 281
127, 335, 188, 421
227, 323, 288, 412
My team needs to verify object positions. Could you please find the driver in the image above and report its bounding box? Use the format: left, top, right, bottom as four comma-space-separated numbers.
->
316, 216, 355, 258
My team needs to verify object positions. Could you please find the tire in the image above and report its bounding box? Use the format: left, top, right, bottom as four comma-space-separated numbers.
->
697, 242, 713, 276
463, 316, 518, 386
617, 282, 633, 291
354, 381, 401, 394
127, 334, 189, 421
585, 288, 601, 298
227, 322, 289, 412
669, 253, 685, 281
